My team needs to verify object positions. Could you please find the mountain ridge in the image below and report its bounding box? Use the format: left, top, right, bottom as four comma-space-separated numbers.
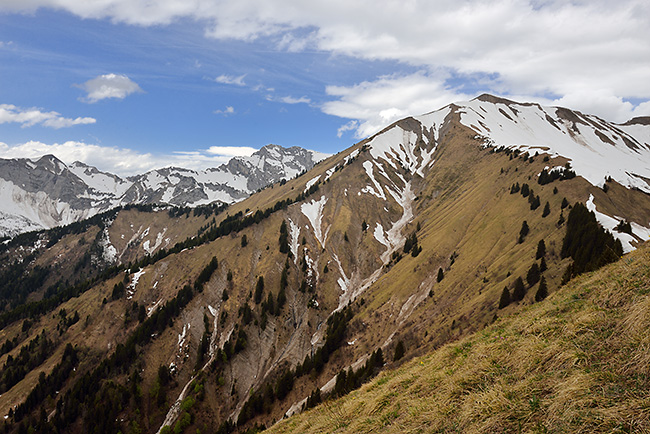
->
0, 144, 328, 237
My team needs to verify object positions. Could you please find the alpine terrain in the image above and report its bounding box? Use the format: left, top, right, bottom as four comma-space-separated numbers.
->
0, 94, 649, 434
0, 144, 328, 238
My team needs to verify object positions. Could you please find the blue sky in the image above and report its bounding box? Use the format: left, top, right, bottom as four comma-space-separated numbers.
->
0, 1, 649, 175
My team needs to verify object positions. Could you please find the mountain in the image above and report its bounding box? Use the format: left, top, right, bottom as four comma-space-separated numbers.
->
0, 95, 649, 434
0, 144, 328, 238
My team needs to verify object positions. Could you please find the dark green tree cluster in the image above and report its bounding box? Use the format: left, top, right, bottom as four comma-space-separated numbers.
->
11, 343, 79, 426
615, 220, 632, 235
18, 256, 221, 433
561, 202, 623, 281
333, 348, 384, 398
537, 163, 576, 185
403, 232, 422, 257
295, 307, 353, 378
0, 331, 52, 393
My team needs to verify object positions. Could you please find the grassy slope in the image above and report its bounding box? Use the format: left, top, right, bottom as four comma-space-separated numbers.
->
269, 242, 650, 434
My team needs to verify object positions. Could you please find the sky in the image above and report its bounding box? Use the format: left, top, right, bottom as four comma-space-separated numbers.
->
0, 0, 649, 176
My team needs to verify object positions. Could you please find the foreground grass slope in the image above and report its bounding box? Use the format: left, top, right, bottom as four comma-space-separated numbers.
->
269, 243, 650, 433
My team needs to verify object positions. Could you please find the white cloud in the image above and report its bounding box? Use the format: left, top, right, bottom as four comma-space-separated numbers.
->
0, 140, 259, 176
336, 120, 358, 138
0, 104, 96, 129
214, 106, 235, 115
4, 0, 650, 128
214, 74, 246, 86
76, 73, 143, 103
206, 145, 257, 157
280, 95, 311, 104
323, 72, 471, 138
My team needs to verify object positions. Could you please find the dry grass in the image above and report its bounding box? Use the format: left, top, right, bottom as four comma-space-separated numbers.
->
268, 244, 650, 434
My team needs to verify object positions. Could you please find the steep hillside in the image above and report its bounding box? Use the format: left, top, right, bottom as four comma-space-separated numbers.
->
0, 144, 326, 237
268, 240, 650, 434
0, 95, 648, 434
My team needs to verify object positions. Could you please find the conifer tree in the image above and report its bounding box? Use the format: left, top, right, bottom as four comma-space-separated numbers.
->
254, 276, 264, 304
536, 239, 546, 259
535, 276, 548, 301
540, 257, 548, 272
526, 263, 541, 287
279, 220, 290, 254
437, 268, 444, 283
542, 201, 551, 217
393, 340, 405, 361
512, 277, 526, 301
518, 221, 529, 243
498, 286, 511, 309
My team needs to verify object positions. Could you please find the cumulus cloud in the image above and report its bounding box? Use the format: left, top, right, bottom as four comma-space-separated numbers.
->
0, 140, 260, 176
323, 72, 471, 138
4, 0, 649, 129
76, 73, 143, 103
214, 106, 235, 115
214, 74, 246, 86
0, 104, 96, 129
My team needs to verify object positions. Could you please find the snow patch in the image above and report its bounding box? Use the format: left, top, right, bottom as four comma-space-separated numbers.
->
127, 268, 145, 300
304, 175, 320, 193
288, 218, 300, 264
301, 196, 329, 247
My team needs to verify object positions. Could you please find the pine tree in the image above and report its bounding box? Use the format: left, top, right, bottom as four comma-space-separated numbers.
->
542, 201, 551, 217
437, 268, 444, 283
279, 220, 290, 254
512, 277, 526, 301
241, 234, 248, 247
254, 276, 264, 304
526, 263, 541, 287
518, 221, 529, 243
535, 277, 548, 301
535, 239, 546, 259
540, 257, 547, 272
561, 197, 569, 209
498, 286, 511, 309
393, 340, 405, 361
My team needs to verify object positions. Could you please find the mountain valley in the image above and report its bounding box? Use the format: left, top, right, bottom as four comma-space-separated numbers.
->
0, 94, 649, 433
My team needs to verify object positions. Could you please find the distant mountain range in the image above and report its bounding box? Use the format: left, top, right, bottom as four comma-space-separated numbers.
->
0, 144, 328, 237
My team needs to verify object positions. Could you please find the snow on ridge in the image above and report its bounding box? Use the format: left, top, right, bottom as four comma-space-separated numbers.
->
453, 99, 650, 193
301, 196, 328, 247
